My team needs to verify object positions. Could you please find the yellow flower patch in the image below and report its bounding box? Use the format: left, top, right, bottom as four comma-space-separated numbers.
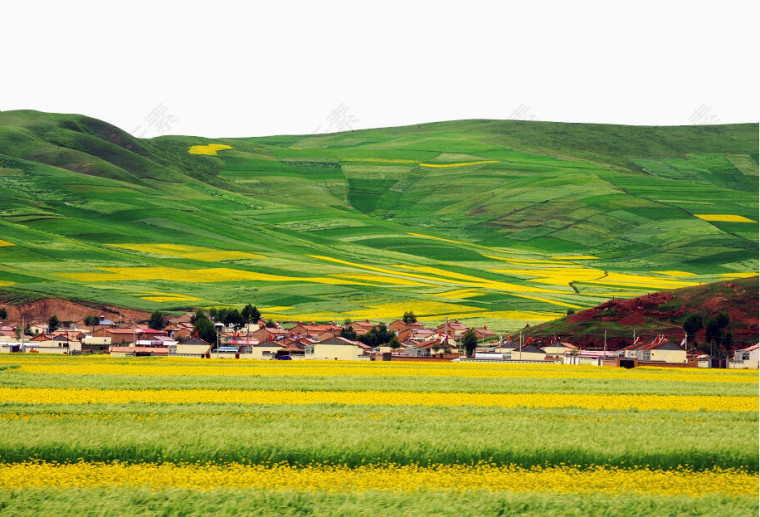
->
2, 387, 755, 411
139, 291, 203, 303
419, 161, 499, 168
0, 239, 15, 247
0, 462, 754, 496
110, 243, 263, 262
433, 289, 481, 299
188, 144, 233, 155
58, 267, 366, 285
695, 214, 756, 223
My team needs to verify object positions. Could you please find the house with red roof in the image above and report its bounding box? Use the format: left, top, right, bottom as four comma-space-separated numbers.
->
732, 343, 759, 369
636, 336, 686, 363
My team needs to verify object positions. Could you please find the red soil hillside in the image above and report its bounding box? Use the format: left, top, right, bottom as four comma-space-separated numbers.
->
0, 297, 151, 327
525, 277, 758, 350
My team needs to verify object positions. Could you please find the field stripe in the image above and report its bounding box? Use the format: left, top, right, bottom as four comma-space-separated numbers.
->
0, 462, 753, 496
0, 388, 755, 411
15, 363, 759, 383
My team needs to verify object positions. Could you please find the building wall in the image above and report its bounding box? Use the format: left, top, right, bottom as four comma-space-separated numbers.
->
311, 344, 364, 360
174, 344, 211, 356
646, 349, 686, 363
508, 350, 545, 361
83, 336, 111, 345
249, 346, 282, 359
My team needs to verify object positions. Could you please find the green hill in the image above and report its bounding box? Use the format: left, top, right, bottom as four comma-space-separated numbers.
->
0, 110, 757, 330
524, 276, 759, 349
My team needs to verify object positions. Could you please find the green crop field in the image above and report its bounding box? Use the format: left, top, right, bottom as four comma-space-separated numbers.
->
0, 111, 757, 330
0, 355, 757, 515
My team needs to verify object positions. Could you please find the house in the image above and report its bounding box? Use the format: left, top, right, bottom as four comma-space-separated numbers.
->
251, 326, 290, 342
348, 319, 382, 336
564, 350, 617, 366
435, 320, 469, 338
25, 334, 81, 354
618, 337, 648, 359
542, 342, 578, 357
505, 344, 545, 361
306, 337, 372, 360
494, 341, 518, 354
636, 337, 686, 364
91, 328, 137, 345
472, 325, 497, 342
170, 337, 212, 357
388, 320, 425, 333
290, 322, 340, 337
249, 340, 286, 360
411, 328, 435, 341
733, 344, 759, 369
110, 346, 169, 357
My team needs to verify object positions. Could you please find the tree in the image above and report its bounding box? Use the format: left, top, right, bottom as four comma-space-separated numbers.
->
462, 328, 478, 358
48, 315, 60, 333
190, 310, 206, 325
241, 304, 261, 325
0, 307, 7, 320
682, 313, 703, 345
340, 325, 357, 340
148, 311, 166, 330
193, 315, 217, 344
705, 312, 731, 357
265, 319, 277, 328
402, 311, 417, 324
566, 308, 575, 316
389, 336, 401, 350
358, 324, 394, 347
224, 309, 244, 332
83, 314, 99, 332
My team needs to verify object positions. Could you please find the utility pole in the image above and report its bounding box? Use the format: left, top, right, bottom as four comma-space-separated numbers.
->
519, 330, 523, 361
604, 330, 607, 353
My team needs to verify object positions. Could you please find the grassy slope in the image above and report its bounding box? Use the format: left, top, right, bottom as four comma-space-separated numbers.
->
526, 276, 759, 348
0, 111, 757, 331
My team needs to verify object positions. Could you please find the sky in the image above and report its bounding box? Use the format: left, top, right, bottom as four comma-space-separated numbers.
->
1, 0, 757, 138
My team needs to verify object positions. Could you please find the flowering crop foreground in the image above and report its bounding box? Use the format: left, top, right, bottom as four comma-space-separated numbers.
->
0, 387, 755, 412
0, 357, 756, 514
13, 362, 759, 384
0, 462, 754, 497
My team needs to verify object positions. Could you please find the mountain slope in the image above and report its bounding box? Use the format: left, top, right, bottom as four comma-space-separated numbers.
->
523, 276, 759, 349
0, 110, 757, 331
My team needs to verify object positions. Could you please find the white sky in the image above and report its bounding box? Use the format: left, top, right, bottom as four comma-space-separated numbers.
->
1, 0, 757, 138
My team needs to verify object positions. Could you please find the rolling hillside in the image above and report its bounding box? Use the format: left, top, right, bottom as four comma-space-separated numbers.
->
0, 110, 757, 331
524, 276, 759, 349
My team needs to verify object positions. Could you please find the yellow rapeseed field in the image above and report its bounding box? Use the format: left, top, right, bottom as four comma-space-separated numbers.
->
0, 462, 753, 497
0, 387, 755, 411
188, 143, 233, 155
419, 161, 499, 168
15, 362, 758, 384
109, 243, 263, 262
58, 266, 366, 285
695, 214, 756, 223
0, 239, 15, 247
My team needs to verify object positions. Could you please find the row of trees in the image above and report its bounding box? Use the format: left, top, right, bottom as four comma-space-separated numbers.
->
683, 311, 733, 357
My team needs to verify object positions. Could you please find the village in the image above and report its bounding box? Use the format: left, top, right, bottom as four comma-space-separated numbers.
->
1, 311, 757, 369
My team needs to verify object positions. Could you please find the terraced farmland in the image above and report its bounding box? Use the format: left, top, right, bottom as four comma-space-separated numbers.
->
0, 355, 757, 515
0, 111, 757, 330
